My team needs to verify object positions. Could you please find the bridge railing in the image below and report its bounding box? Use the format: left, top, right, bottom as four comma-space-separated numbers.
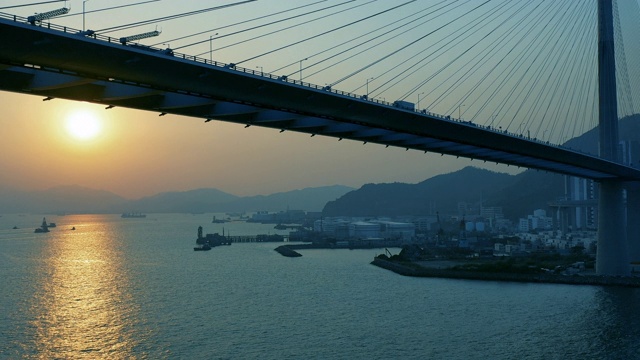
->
1, 11, 573, 151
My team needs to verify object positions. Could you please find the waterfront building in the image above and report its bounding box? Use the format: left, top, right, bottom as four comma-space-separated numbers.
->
517, 218, 530, 232
315, 218, 415, 241
409, 216, 438, 232
249, 209, 307, 223
480, 206, 504, 220
564, 176, 597, 230
375, 221, 415, 241
518, 209, 553, 232
314, 218, 350, 234
349, 221, 380, 239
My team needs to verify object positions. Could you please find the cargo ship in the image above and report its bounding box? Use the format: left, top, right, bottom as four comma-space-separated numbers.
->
121, 212, 146, 218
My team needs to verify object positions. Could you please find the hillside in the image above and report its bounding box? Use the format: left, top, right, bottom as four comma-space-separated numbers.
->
323, 167, 515, 217
322, 114, 640, 219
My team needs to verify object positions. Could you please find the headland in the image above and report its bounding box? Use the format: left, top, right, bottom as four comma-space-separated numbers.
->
371, 257, 640, 288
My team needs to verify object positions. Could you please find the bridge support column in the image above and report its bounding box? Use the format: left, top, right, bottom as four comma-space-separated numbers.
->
596, 0, 628, 276
596, 180, 629, 276
626, 182, 640, 265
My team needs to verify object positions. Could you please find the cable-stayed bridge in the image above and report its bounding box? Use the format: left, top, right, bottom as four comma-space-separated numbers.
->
0, 1, 638, 276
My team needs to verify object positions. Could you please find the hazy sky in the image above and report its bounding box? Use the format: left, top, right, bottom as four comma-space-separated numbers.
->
3, 0, 637, 199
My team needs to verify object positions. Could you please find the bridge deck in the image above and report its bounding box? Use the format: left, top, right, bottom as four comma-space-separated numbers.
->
1, 14, 639, 181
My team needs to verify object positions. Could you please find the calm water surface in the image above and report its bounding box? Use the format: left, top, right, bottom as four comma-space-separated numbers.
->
1, 214, 639, 359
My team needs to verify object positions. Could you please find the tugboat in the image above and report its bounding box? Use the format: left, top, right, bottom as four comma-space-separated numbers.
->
34, 217, 50, 233
194, 244, 212, 251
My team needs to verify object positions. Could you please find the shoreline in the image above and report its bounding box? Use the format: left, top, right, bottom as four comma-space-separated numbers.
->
371, 258, 640, 288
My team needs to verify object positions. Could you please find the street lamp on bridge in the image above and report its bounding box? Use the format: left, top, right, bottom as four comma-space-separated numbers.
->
209, 33, 218, 62
299, 58, 308, 81
458, 104, 466, 120
417, 92, 425, 109
83, 0, 90, 31
366, 77, 374, 98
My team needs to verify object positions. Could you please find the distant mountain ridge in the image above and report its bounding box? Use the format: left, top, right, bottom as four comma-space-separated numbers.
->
323, 167, 520, 218
322, 115, 640, 219
4, 115, 640, 217
0, 185, 354, 214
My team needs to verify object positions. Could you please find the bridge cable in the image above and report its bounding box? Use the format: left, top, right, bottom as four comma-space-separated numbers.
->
554, 4, 595, 143
303, 0, 463, 82
476, 1, 576, 136
477, 0, 563, 132
502, 1, 580, 137
55, 0, 161, 19
454, 0, 559, 128
95, 1, 256, 34
326, 1, 491, 89
555, 3, 596, 143
613, 0, 636, 119
411, 0, 532, 115
233, 0, 417, 66
271, 1, 446, 76
343, 0, 456, 92
0, 0, 64, 10
539, 3, 592, 142
514, 2, 580, 143
500, 1, 575, 139
419, 0, 570, 137
181, 0, 361, 52
150, 0, 329, 48
365, 0, 496, 99
368, 0, 505, 102
190, 0, 369, 56
617, 0, 640, 118
428, 0, 550, 116
533, 2, 594, 143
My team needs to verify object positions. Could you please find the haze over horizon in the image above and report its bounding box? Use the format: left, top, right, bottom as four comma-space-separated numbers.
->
0, 1, 527, 199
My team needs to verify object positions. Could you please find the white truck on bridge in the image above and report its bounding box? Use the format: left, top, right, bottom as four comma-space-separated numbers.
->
393, 100, 415, 111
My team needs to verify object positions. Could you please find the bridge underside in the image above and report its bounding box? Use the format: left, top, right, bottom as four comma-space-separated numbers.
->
1, 17, 640, 183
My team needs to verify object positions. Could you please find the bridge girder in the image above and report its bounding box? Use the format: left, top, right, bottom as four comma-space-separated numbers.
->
1, 17, 640, 182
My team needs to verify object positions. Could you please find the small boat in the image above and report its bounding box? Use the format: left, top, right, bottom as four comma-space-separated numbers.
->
71, 227, 76, 230
12, 226, 18, 229
48, 222, 57, 228
194, 244, 212, 251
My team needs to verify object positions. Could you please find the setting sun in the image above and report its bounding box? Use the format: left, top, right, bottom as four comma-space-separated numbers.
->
65, 109, 103, 141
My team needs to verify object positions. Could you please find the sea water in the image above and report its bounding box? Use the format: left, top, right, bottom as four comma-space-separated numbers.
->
1, 213, 639, 359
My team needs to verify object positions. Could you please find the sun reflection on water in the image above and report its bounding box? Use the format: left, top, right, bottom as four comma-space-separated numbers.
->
27, 216, 138, 358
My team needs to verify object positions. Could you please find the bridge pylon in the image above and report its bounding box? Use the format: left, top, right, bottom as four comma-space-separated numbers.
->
596, 0, 630, 276
626, 183, 640, 267
596, 180, 629, 275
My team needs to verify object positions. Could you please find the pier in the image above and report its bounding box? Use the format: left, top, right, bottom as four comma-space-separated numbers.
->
227, 234, 287, 243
